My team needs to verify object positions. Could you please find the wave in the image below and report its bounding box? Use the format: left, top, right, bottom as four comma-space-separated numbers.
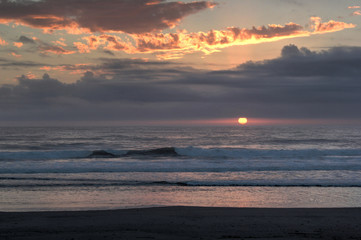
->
0, 147, 361, 161
87, 148, 178, 158
0, 147, 181, 161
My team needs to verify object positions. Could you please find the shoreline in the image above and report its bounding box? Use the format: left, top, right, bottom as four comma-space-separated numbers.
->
1, 207, 361, 239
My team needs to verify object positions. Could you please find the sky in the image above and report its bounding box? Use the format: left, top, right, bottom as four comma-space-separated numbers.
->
0, 0, 361, 126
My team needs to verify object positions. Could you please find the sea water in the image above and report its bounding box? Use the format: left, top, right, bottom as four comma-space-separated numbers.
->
1, 125, 361, 211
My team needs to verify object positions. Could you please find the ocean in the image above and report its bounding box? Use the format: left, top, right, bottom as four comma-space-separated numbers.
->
1, 125, 361, 211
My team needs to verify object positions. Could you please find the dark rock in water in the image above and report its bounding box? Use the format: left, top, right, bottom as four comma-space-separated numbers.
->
88, 150, 117, 158
125, 147, 178, 156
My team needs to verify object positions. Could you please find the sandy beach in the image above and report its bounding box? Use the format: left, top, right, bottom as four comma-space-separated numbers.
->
1, 207, 361, 239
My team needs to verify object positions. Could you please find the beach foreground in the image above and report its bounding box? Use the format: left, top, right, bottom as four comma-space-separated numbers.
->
1, 207, 361, 240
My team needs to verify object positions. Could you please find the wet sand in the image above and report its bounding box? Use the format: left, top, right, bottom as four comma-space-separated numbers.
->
1, 207, 361, 239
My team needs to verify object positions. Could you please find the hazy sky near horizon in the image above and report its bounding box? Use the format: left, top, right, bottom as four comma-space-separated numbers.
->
0, 0, 361, 125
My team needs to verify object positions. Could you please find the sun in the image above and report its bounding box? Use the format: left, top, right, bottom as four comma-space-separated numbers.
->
238, 117, 248, 125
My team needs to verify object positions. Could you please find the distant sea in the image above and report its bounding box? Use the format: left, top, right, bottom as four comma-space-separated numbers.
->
1, 125, 361, 211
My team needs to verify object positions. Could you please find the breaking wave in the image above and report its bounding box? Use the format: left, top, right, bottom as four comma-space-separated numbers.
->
0, 146, 360, 161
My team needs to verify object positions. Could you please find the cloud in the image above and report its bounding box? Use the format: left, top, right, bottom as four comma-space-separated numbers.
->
73, 42, 90, 54
13, 42, 23, 48
75, 23, 307, 57
103, 50, 115, 56
310, 17, 355, 34
133, 22, 308, 56
0, 58, 45, 68
1, 1, 355, 61
352, 11, 361, 16
0, 45, 361, 121
40, 58, 195, 78
0, 36, 8, 46
52, 39, 67, 47
348, 6, 360, 9
14, 35, 76, 55
38, 42, 75, 55
228, 45, 361, 78
9, 52, 22, 58
18, 36, 36, 45
0, 0, 216, 34
0, 71, 201, 122
73, 17, 355, 59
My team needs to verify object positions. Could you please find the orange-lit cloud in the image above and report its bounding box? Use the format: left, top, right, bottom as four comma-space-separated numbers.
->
74, 35, 110, 53
39, 66, 53, 71
10, 35, 76, 56
24, 72, 37, 79
0, 0, 216, 34
353, 11, 361, 16
52, 39, 67, 47
73, 42, 91, 54
310, 17, 355, 34
348, 6, 360, 9
98, 35, 134, 52
0, 15, 90, 34
0, 1, 355, 61
13, 42, 23, 48
0, 36, 8, 46
76, 23, 307, 57
73, 17, 355, 59
40, 63, 94, 75
133, 22, 309, 57
39, 44, 75, 55
74, 35, 135, 54
9, 52, 21, 58
26, 38, 76, 55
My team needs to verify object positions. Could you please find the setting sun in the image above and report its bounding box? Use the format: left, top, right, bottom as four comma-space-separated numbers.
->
238, 117, 248, 125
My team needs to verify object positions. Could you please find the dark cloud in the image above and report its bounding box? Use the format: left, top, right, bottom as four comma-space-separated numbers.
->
47, 58, 197, 80
0, 70, 198, 104
18, 35, 36, 44
0, 45, 361, 121
0, 58, 46, 67
0, 0, 216, 34
233, 44, 361, 77
103, 50, 114, 56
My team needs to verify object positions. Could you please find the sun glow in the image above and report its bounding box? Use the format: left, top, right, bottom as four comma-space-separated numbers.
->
238, 117, 248, 125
